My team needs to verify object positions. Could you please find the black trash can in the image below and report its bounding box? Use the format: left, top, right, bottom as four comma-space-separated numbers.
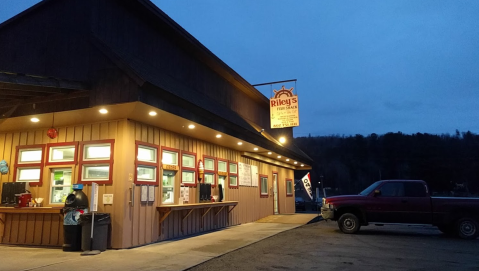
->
79, 213, 111, 252
63, 184, 89, 252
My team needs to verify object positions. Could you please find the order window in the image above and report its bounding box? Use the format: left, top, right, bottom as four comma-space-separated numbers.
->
181, 152, 196, 186
204, 156, 216, 186
50, 168, 73, 204
162, 171, 176, 204
229, 162, 238, 188
286, 179, 293, 196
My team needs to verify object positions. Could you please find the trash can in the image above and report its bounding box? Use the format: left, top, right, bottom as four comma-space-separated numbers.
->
63, 184, 89, 252
79, 213, 111, 252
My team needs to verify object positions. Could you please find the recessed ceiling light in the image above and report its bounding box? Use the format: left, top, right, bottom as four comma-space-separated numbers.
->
149, 111, 157, 116
294, 161, 298, 164
30, 117, 39, 123
188, 124, 195, 129
277, 155, 281, 158
99, 109, 108, 114
268, 152, 272, 155
286, 159, 290, 161
237, 142, 243, 145
301, 164, 304, 167
216, 134, 222, 138
279, 137, 286, 143
254, 147, 258, 151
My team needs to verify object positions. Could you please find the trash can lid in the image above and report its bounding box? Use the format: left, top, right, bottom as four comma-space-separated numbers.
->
72, 184, 83, 190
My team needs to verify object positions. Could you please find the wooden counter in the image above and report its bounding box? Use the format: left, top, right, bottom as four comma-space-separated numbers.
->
157, 201, 238, 233
0, 207, 64, 247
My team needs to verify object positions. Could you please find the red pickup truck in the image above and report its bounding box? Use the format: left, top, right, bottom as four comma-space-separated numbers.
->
321, 180, 479, 239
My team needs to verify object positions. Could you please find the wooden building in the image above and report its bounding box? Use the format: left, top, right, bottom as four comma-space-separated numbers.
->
0, 0, 312, 249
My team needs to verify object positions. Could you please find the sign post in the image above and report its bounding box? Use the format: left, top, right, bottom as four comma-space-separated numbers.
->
81, 182, 100, 256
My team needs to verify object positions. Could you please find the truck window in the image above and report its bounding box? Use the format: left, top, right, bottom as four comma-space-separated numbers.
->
404, 182, 427, 197
378, 182, 405, 197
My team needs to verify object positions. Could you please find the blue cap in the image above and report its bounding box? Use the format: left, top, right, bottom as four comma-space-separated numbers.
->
72, 184, 84, 190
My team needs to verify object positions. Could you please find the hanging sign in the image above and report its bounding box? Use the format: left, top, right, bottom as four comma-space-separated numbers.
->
301, 172, 313, 201
270, 86, 299, 128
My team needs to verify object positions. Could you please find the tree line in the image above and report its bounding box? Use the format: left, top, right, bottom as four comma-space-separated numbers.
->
293, 130, 479, 197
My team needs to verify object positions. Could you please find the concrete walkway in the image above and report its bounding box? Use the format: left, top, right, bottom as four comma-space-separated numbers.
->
0, 213, 318, 271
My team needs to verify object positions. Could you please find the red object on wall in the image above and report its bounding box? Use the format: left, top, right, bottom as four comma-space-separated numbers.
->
47, 128, 58, 139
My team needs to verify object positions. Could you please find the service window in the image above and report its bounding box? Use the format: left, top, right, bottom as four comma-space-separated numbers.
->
204, 156, 216, 186
135, 142, 159, 185
181, 151, 196, 186
46, 142, 78, 166
14, 145, 45, 186
162, 150, 178, 166
50, 168, 73, 204
228, 162, 238, 188
78, 140, 114, 184
260, 175, 268, 197
286, 179, 293, 196
162, 170, 176, 204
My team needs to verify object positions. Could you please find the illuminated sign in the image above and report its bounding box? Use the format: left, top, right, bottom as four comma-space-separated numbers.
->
270, 86, 299, 128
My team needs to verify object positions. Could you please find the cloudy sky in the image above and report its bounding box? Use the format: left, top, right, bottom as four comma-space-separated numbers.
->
1, 0, 478, 137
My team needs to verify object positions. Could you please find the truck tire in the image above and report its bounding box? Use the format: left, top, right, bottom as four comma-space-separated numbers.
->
455, 217, 479, 240
338, 213, 360, 234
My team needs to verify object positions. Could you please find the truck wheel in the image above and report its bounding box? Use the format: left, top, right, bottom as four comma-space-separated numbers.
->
338, 213, 360, 234
455, 217, 479, 240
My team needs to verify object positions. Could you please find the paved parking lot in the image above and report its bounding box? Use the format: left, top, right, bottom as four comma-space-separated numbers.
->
189, 220, 479, 271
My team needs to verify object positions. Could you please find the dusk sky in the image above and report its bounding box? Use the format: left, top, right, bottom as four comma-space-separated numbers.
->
1, 1, 478, 137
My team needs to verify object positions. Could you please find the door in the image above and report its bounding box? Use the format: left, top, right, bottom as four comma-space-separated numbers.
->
365, 182, 410, 223
405, 182, 432, 224
273, 173, 279, 214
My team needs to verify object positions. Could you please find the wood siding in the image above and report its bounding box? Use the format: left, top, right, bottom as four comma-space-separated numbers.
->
0, 213, 63, 246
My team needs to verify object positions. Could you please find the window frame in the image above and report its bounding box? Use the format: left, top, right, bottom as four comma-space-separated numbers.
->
78, 139, 114, 185
286, 178, 293, 197
217, 158, 228, 176
135, 141, 159, 185
203, 155, 216, 187
13, 144, 45, 186
45, 142, 79, 166
259, 174, 269, 197
181, 151, 197, 187
228, 161, 238, 189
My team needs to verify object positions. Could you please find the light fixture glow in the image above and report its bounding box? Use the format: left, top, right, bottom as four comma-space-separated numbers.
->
99, 109, 108, 114
237, 142, 243, 145
188, 124, 195, 129
286, 159, 290, 161
30, 117, 39, 123
277, 155, 281, 158
268, 152, 272, 155
294, 161, 298, 164
149, 111, 157, 116
279, 137, 286, 144
216, 134, 222, 138
301, 164, 304, 167
254, 147, 258, 151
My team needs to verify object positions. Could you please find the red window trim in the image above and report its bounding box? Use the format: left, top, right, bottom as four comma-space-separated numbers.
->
286, 178, 293, 197
13, 144, 46, 186
228, 161, 238, 189
203, 155, 216, 187
181, 150, 197, 187
259, 174, 269, 198
78, 139, 115, 185
135, 141, 159, 186
45, 142, 79, 166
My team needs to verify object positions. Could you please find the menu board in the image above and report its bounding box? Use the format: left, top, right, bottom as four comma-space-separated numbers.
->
239, 163, 258, 187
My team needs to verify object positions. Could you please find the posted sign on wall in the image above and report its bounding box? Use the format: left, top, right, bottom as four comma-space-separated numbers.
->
270, 86, 299, 128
